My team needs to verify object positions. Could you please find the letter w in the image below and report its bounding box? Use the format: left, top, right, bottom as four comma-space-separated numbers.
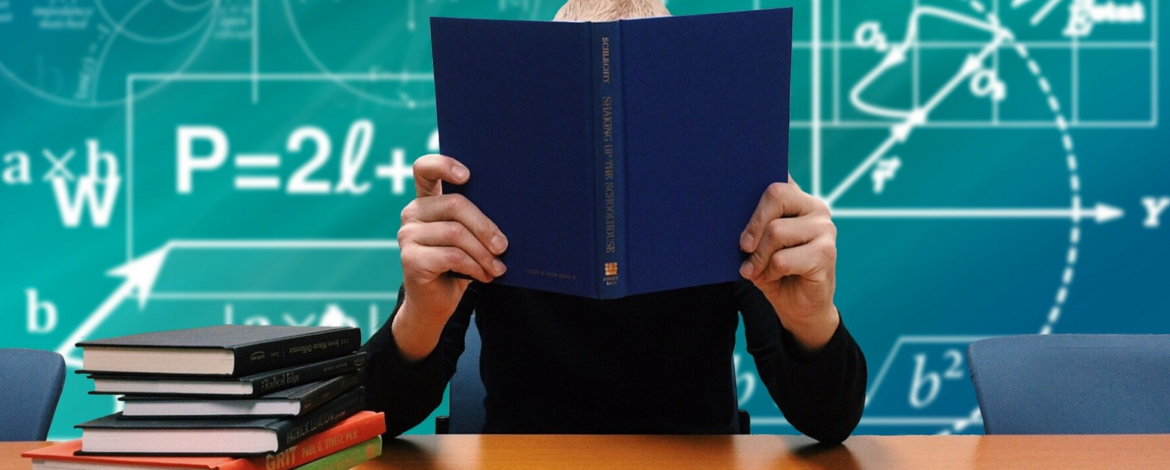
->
51, 176, 121, 228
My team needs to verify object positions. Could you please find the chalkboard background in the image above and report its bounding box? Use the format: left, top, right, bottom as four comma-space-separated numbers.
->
1, 0, 1165, 438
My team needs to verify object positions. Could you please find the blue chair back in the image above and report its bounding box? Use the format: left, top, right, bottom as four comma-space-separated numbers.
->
968, 335, 1170, 434
0, 349, 65, 441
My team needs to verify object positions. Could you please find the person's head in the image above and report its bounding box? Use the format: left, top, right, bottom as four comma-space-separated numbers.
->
554, 0, 671, 22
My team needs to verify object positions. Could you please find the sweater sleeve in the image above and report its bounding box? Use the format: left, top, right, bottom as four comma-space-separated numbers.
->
360, 283, 479, 437
734, 281, 867, 444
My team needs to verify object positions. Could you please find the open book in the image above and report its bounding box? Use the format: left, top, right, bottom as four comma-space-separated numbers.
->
432, 8, 792, 299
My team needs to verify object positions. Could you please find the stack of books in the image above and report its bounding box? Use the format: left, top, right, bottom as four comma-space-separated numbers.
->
23, 325, 386, 470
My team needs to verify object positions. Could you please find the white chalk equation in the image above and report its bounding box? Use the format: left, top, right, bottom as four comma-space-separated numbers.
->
176, 120, 417, 196
2, 139, 121, 228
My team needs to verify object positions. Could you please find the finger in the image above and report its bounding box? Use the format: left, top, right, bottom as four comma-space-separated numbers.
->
406, 194, 509, 255
413, 154, 471, 198
410, 221, 507, 277
740, 181, 827, 253
409, 245, 495, 283
747, 238, 836, 284
741, 217, 828, 278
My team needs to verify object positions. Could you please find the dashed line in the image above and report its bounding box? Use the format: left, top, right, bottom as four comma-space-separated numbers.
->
944, 0, 1082, 435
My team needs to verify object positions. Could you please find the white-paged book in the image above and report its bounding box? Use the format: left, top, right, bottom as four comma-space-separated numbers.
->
118, 373, 361, 418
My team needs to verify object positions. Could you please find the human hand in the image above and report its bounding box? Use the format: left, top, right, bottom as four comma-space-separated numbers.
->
739, 177, 840, 351
392, 154, 508, 361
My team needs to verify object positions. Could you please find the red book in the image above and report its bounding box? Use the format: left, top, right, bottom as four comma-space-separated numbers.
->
23, 412, 385, 470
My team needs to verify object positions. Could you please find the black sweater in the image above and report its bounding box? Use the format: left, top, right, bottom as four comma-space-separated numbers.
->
361, 280, 867, 444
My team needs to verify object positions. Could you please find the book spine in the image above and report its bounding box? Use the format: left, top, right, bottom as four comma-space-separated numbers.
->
232, 328, 361, 377
296, 372, 362, 415
236, 412, 386, 470
592, 21, 628, 299
293, 437, 382, 470
250, 352, 367, 395
274, 387, 366, 451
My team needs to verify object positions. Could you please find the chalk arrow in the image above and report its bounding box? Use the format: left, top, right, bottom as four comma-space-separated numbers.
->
832, 202, 1126, 225
108, 247, 170, 308
1087, 203, 1125, 224
891, 121, 915, 143
882, 44, 908, 68
962, 54, 986, 75
54, 246, 172, 368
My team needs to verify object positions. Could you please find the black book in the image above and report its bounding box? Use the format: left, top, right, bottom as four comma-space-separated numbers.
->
87, 352, 367, 397
77, 325, 360, 376
118, 373, 362, 418
76, 387, 365, 456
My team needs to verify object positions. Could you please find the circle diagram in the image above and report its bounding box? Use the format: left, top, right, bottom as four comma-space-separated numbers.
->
0, 0, 219, 107
283, 0, 563, 109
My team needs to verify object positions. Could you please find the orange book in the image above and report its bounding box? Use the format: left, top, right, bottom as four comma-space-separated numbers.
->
23, 411, 385, 470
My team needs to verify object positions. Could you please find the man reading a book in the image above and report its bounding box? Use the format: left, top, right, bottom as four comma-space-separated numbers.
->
363, 0, 867, 444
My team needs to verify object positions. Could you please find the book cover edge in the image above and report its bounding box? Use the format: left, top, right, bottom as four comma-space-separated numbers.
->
592, 21, 628, 300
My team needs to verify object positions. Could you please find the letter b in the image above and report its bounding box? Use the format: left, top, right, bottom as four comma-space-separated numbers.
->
26, 289, 57, 334
86, 139, 120, 181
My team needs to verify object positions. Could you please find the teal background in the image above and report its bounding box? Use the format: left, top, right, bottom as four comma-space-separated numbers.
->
0, 0, 1164, 438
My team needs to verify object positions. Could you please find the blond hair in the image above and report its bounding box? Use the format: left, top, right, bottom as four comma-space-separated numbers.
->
554, 0, 671, 21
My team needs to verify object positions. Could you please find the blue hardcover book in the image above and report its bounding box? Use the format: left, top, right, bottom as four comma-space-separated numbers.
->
431, 8, 792, 299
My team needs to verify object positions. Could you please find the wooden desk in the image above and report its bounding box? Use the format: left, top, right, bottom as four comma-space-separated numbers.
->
5, 435, 1170, 470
